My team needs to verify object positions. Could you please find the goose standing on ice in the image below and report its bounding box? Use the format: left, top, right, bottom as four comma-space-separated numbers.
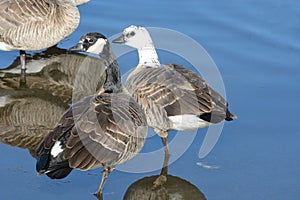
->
36, 32, 147, 198
113, 25, 236, 183
0, 0, 90, 83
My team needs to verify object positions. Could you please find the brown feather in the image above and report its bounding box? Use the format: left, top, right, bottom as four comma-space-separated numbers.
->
126, 63, 232, 131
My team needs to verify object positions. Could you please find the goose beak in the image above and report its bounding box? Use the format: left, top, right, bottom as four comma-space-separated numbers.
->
69, 43, 84, 52
112, 35, 125, 44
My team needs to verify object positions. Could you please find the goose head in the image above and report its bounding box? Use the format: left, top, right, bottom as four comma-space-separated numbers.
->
112, 25, 154, 50
70, 32, 110, 55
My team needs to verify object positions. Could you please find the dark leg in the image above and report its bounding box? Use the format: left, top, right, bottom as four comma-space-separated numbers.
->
19, 50, 26, 86
160, 136, 170, 176
94, 168, 111, 199
153, 134, 170, 189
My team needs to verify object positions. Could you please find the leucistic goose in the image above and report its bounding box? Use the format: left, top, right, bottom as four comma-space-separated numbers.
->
36, 32, 147, 198
113, 25, 236, 180
0, 0, 90, 82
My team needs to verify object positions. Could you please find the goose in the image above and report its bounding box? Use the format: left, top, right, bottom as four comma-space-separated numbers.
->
113, 25, 236, 183
0, 0, 90, 82
36, 32, 148, 198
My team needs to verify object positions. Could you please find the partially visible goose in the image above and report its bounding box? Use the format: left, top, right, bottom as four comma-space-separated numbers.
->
0, 0, 90, 81
36, 32, 147, 198
113, 25, 236, 181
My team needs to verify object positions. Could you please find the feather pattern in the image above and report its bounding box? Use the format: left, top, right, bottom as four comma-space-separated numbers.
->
0, 0, 88, 51
36, 92, 147, 173
126, 63, 232, 131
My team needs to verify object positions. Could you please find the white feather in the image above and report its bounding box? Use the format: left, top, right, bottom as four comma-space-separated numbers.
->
168, 114, 211, 130
87, 39, 106, 55
51, 141, 64, 157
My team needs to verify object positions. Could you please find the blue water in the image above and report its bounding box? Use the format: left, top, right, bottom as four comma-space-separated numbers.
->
1, 0, 299, 199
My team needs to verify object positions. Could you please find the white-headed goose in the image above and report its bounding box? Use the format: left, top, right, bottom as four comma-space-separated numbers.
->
113, 25, 236, 181
36, 32, 147, 198
0, 0, 90, 82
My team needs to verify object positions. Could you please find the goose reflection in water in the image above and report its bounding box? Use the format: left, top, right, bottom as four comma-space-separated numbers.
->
0, 46, 106, 157
123, 174, 206, 200
122, 152, 206, 200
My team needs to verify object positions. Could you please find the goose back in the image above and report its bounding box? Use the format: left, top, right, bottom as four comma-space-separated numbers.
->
0, 0, 80, 51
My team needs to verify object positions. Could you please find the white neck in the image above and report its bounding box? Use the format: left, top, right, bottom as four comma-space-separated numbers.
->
137, 46, 161, 68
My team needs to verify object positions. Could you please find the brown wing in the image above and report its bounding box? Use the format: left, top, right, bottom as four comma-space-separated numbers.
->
126, 64, 229, 129
37, 92, 147, 170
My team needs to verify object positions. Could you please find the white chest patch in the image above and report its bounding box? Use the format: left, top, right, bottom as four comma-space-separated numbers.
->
168, 114, 211, 130
51, 141, 64, 158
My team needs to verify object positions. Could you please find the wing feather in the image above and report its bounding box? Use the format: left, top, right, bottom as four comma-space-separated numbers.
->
126, 64, 229, 128
37, 92, 147, 171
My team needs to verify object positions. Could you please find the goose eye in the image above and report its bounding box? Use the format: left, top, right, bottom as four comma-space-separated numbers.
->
88, 39, 94, 43
130, 32, 135, 36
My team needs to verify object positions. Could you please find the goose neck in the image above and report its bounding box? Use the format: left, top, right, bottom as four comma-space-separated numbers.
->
102, 45, 122, 93
137, 46, 160, 68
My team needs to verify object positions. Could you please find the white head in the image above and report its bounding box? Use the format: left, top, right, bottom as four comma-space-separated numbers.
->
112, 25, 154, 50
70, 32, 108, 55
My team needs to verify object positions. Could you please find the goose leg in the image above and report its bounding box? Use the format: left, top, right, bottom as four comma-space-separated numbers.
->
20, 50, 26, 86
160, 136, 170, 176
153, 134, 170, 189
94, 168, 111, 199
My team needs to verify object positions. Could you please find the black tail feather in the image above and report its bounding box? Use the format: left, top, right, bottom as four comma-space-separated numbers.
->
36, 144, 73, 179
199, 109, 236, 123
45, 161, 73, 179
225, 109, 237, 121
36, 152, 50, 174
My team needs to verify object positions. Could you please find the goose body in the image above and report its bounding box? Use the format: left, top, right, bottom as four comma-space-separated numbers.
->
36, 33, 147, 197
113, 25, 236, 181
125, 64, 234, 132
0, 0, 89, 51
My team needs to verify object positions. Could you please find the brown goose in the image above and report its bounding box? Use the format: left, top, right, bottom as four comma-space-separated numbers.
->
113, 25, 236, 182
36, 32, 147, 198
0, 0, 90, 82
